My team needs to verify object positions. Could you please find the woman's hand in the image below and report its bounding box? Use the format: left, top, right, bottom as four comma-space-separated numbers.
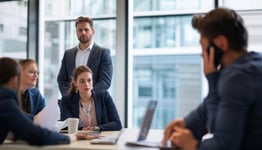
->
82, 126, 94, 131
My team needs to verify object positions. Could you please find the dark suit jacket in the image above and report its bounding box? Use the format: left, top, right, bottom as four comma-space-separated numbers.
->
26, 88, 45, 120
60, 91, 122, 131
57, 43, 113, 96
184, 52, 262, 150
0, 86, 70, 145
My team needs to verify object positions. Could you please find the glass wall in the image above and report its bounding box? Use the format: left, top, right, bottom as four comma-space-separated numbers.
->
133, 16, 198, 49
1, 0, 262, 130
41, 0, 262, 128
0, 0, 28, 59
41, 0, 262, 129
133, 55, 202, 128
131, 0, 262, 129
45, 0, 115, 17
44, 0, 116, 100
134, 0, 213, 11
131, 0, 213, 128
219, 0, 262, 10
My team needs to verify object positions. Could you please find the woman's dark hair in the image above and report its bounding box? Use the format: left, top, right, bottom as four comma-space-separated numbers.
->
68, 66, 93, 94
0, 57, 20, 86
0, 57, 21, 109
192, 7, 248, 51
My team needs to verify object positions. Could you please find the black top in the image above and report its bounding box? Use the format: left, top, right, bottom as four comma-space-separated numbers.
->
21, 90, 31, 113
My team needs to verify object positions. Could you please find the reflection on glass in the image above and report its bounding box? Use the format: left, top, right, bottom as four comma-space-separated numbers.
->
44, 19, 115, 100
134, 0, 213, 11
45, 0, 116, 17
239, 12, 262, 48
42, 0, 262, 131
133, 55, 202, 129
0, 1, 28, 58
220, 0, 262, 10
134, 16, 199, 49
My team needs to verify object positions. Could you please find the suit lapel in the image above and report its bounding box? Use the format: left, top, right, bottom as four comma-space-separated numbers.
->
93, 92, 101, 124
72, 94, 80, 117
87, 43, 97, 67
71, 47, 78, 68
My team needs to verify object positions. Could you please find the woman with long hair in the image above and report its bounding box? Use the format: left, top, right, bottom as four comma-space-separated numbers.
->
60, 65, 122, 131
19, 59, 45, 120
0, 57, 97, 145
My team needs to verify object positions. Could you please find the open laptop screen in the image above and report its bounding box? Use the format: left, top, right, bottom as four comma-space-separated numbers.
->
137, 100, 158, 141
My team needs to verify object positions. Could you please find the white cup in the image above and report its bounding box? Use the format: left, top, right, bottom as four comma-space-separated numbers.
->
68, 118, 79, 134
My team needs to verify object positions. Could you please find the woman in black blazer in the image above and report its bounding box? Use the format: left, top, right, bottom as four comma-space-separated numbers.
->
60, 66, 122, 131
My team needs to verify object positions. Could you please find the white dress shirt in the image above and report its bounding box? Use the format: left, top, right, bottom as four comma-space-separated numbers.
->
75, 41, 94, 67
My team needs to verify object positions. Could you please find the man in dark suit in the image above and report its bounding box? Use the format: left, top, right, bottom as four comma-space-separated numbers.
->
162, 8, 262, 150
57, 16, 113, 96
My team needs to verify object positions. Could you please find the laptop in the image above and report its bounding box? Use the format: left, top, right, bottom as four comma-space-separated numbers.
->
90, 130, 122, 145
126, 100, 180, 150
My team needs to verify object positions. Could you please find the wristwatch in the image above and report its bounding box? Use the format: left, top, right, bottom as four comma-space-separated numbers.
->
93, 126, 100, 131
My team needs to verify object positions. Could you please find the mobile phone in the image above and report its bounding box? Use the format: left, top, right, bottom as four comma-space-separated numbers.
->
207, 43, 224, 67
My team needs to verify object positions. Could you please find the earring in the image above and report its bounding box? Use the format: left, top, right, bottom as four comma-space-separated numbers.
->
75, 88, 78, 93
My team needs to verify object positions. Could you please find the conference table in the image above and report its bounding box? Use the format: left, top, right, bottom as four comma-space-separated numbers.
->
0, 128, 165, 150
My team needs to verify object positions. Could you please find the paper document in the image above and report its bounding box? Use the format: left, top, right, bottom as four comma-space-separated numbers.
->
33, 94, 67, 131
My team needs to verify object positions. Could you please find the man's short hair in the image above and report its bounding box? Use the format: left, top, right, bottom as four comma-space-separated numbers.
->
192, 7, 248, 50
75, 16, 94, 29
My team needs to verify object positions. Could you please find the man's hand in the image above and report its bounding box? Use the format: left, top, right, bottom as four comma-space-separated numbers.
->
170, 127, 198, 150
202, 46, 217, 75
162, 118, 185, 145
76, 133, 101, 140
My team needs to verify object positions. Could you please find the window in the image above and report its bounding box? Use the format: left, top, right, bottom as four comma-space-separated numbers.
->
0, 24, 3, 33
19, 27, 27, 36
134, 16, 198, 49
0, 0, 28, 59
41, 0, 262, 130
131, 0, 211, 129
219, 0, 262, 10
133, 55, 202, 128
44, 0, 116, 101
134, 0, 213, 11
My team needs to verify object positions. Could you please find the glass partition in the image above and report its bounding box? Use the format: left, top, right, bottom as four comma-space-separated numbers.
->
0, 0, 28, 59
42, 0, 262, 129
45, 0, 116, 17
134, 16, 198, 49
134, 0, 213, 11
133, 55, 202, 128
44, 0, 116, 100
219, 0, 262, 10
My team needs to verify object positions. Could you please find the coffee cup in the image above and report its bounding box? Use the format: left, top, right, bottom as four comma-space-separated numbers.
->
68, 118, 79, 134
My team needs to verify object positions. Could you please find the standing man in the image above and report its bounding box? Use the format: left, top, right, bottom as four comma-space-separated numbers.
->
57, 16, 113, 96
162, 8, 262, 150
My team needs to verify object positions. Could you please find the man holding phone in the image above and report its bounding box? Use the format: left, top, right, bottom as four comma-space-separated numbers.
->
162, 8, 262, 150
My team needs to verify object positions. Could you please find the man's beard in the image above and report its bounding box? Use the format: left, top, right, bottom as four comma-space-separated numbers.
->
78, 35, 89, 44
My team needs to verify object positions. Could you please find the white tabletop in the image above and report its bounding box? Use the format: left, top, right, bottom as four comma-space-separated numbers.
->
0, 128, 164, 150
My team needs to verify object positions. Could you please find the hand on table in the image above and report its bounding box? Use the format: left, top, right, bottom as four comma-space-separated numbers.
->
76, 133, 102, 140
162, 118, 185, 145
170, 127, 198, 150
82, 126, 94, 131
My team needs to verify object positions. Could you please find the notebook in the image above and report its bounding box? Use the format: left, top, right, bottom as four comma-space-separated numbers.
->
90, 130, 122, 145
126, 100, 180, 150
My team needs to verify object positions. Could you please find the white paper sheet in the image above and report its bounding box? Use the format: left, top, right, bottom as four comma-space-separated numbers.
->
33, 94, 67, 131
